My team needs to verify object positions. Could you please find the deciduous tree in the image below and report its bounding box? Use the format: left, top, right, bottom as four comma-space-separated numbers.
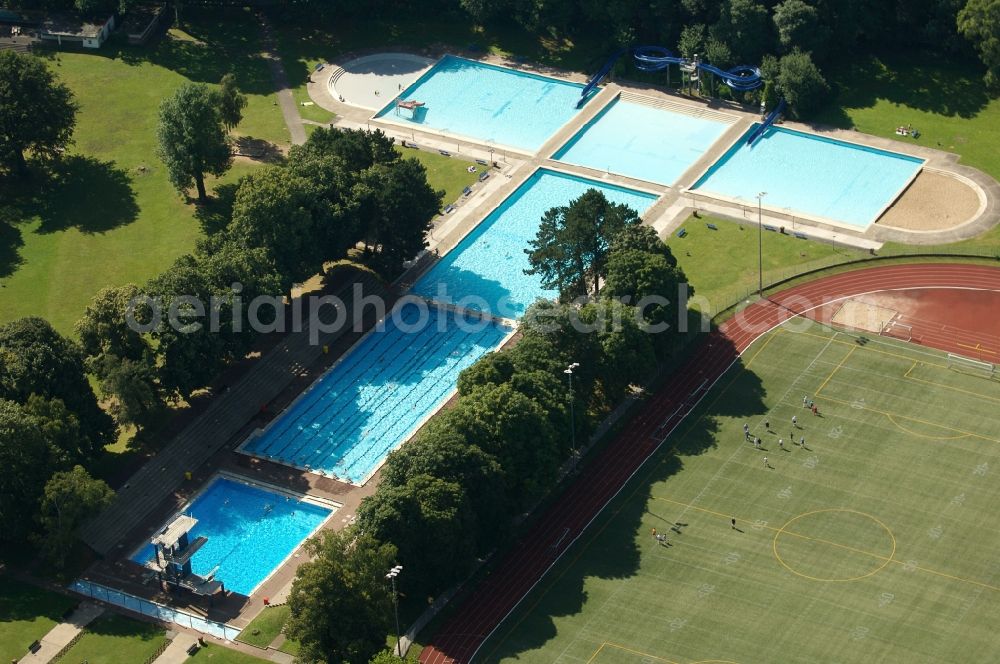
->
525, 190, 641, 301
958, 0, 1000, 88
156, 83, 232, 201
217, 73, 247, 132
776, 49, 830, 117
0, 50, 77, 176
357, 474, 477, 597
0, 317, 113, 452
36, 465, 114, 567
286, 529, 397, 664
0, 400, 50, 546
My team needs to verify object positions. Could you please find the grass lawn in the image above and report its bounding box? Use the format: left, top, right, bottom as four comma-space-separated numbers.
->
0, 7, 284, 335
401, 148, 482, 205
236, 605, 289, 649
57, 613, 167, 664
190, 643, 272, 663
0, 578, 77, 663
813, 51, 1000, 251
482, 319, 1000, 663
667, 215, 865, 315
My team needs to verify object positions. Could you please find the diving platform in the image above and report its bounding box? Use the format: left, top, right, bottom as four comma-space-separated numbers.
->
148, 514, 224, 597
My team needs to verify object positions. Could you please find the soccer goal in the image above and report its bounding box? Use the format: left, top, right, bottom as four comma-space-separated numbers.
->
947, 352, 996, 379
880, 321, 912, 342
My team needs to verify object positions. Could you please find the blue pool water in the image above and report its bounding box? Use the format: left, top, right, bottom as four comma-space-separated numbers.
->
412, 169, 660, 318
132, 477, 331, 596
375, 55, 584, 151
554, 98, 730, 185
691, 125, 924, 228
242, 302, 510, 483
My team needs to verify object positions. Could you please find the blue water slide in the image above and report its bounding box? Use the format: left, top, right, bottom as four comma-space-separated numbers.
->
577, 45, 764, 107
631, 45, 686, 71
577, 48, 629, 107
695, 62, 763, 91
746, 98, 787, 145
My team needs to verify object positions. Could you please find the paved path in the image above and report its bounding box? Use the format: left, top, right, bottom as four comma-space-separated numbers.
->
152, 632, 199, 664
258, 12, 305, 145
19, 602, 104, 664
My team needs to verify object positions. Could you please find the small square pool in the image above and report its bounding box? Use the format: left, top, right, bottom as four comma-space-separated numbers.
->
553, 97, 732, 185
132, 476, 334, 596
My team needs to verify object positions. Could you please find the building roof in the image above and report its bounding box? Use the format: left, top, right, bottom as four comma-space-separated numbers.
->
42, 12, 111, 39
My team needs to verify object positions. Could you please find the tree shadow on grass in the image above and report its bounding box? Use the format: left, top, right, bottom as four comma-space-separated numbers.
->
816, 52, 990, 128
0, 220, 25, 279
0, 156, 139, 235
107, 8, 275, 97
194, 182, 239, 236
452, 333, 770, 661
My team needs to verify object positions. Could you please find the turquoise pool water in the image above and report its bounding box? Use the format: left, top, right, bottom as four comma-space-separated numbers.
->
553, 98, 730, 185
242, 302, 510, 483
374, 55, 583, 152
412, 169, 660, 318
132, 477, 331, 596
691, 125, 924, 228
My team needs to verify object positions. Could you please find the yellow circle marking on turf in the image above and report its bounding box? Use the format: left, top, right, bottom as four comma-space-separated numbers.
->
772, 508, 896, 582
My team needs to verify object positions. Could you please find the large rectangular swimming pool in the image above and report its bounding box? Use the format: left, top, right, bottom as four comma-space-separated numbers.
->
374, 55, 584, 152
412, 168, 660, 318
240, 302, 511, 483
690, 125, 924, 229
553, 97, 731, 185
132, 476, 332, 596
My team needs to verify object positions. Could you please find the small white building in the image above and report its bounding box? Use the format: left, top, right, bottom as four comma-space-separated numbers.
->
40, 12, 115, 49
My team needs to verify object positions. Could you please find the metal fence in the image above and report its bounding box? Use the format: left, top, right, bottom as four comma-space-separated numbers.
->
68, 579, 241, 641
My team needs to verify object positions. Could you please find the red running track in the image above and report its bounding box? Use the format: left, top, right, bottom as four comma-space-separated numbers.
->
420, 263, 1000, 664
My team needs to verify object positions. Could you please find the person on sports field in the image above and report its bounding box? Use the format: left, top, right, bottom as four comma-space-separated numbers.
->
762, 456, 768, 468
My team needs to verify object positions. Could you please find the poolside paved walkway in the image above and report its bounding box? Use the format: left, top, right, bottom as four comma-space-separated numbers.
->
19, 602, 103, 664
258, 12, 305, 145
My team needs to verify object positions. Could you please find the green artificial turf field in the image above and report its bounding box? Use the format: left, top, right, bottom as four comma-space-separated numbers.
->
482, 320, 1000, 663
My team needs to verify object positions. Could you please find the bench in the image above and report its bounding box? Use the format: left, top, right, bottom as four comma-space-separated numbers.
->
28, 640, 41, 654
676, 228, 687, 238
462, 186, 472, 197
794, 232, 809, 240
764, 225, 778, 232
186, 643, 200, 656
475, 159, 488, 166
439, 150, 451, 157
442, 204, 456, 214
706, 223, 718, 230
478, 172, 490, 182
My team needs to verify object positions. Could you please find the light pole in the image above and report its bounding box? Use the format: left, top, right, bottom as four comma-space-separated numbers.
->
756, 191, 767, 297
564, 362, 580, 456
386, 565, 403, 658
